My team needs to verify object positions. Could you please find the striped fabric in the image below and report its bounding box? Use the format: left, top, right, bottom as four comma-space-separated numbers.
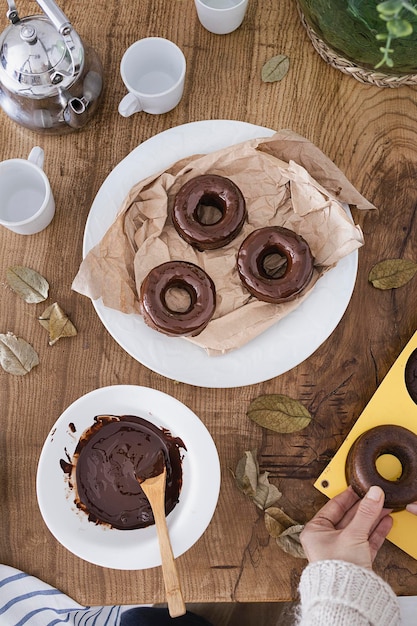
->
0, 565, 122, 626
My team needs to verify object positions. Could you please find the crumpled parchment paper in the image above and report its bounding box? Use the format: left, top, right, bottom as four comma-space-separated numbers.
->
72, 129, 374, 356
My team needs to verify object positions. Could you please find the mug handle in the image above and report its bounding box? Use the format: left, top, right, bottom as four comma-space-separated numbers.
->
28, 146, 45, 170
118, 92, 143, 117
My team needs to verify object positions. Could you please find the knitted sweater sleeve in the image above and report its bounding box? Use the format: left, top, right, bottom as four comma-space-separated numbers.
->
296, 560, 401, 626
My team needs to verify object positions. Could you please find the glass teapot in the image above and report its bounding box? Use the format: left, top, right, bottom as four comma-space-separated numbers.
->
0, 0, 103, 133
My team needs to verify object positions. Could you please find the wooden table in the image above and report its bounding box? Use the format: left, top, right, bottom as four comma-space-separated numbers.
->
1, 0, 417, 607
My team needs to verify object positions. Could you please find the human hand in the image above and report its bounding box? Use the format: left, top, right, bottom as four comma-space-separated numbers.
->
300, 485, 393, 570
406, 501, 417, 515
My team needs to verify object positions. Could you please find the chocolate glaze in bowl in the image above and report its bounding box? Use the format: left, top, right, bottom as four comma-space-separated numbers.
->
60, 414, 185, 530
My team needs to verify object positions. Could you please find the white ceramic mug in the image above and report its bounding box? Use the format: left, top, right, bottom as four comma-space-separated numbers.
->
118, 38, 186, 117
0, 147, 55, 235
194, 0, 249, 34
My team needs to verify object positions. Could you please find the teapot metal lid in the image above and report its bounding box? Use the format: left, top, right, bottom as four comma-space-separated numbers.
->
0, 12, 84, 96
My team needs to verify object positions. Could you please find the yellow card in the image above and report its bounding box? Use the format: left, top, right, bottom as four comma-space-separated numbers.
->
315, 330, 417, 560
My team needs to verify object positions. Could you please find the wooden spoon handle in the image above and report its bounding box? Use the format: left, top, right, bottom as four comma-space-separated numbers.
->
153, 499, 186, 618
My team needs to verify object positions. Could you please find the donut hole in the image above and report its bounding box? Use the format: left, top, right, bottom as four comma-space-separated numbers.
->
258, 247, 288, 279
195, 193, 225, 225
375, 453, 403, 482
163, 283, 194, 314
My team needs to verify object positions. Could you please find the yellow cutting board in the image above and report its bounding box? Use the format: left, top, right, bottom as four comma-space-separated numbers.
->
315, 330, 417, 560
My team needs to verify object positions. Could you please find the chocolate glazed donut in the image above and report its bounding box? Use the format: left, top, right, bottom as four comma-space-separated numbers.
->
237, 226, 314, 303
345, 424, 417, 511
139, 260, 216, 337
172, 174, 247, 250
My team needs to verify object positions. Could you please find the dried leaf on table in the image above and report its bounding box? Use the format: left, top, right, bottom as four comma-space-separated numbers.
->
39, 302, 77, 345
6, 266, 49, 303
276, 525, 306, 559
265, 507, 305, 558
235, 450, 282, 509
0, 332, 39, 375
261, 54, 290, 83
235, 452, 304, 558
247, 394, 311, 433
369, 259, 417, 289
252, 469, 282, 510
264, 506, 299, 537
235, 450, 260, 498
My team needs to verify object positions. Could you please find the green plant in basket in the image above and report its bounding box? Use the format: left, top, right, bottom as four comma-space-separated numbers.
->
298, 0, 417, 74
374, 0, 417, 68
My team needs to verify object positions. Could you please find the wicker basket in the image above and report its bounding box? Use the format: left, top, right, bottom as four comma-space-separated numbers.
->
298, 7, 417, 88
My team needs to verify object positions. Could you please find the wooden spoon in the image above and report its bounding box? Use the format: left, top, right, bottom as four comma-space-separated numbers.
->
139, 465, 186, 618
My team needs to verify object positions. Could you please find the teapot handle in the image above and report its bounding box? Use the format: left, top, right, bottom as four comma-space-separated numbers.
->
6, 0, 19, 23
35, 0, 71, 35
36, 0, 82, 77
7, 0, 71, 33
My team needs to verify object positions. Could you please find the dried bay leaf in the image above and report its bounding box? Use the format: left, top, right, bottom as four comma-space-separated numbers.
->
276, 524, 306, 559
0, 332, 39, 375
235, 450, 259, 498
265, 507, 305, 558
253, 470, 282, 510
235, 451, 282, 509
264, 506, 298, 537
369, 259, 417, 289
261, 54, 290, 83
235, 452, 305, 558
6, 266, 49, 303
247, 394, 311, 433
39, 302, 77, 345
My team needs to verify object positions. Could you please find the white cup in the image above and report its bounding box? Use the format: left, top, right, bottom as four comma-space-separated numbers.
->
194, 0, 249, 34
0, 147, 55, 235
118, 38, 186, 117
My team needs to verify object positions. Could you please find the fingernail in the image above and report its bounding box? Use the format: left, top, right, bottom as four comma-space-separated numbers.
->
406, 503, 417, 514
366, 486, 383, 502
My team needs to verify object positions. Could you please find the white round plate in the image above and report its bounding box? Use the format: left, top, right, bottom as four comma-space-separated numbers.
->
83, 120, 358, 388
36, 385, 220, 570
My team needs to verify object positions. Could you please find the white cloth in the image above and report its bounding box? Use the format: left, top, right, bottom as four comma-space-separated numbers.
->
0, 565, 122, 625
296, 560, 401, 626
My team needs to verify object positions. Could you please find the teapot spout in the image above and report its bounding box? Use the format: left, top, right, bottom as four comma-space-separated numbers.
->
63, 67, 103, 129
63, 97, 89, 129
61, 70, 102, 130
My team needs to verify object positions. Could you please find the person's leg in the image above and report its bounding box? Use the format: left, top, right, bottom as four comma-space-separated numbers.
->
120, 606, 213, 626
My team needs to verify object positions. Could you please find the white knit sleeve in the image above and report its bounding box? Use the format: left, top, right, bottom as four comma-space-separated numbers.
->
296, 560, 401, 626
